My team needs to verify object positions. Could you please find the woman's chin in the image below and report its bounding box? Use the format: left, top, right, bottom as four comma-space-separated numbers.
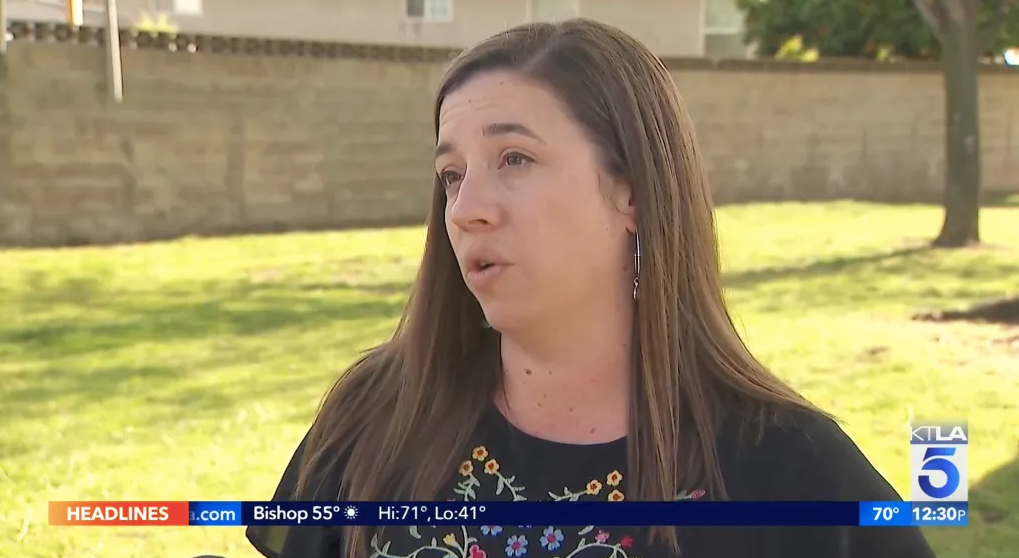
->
481, 313, 507, 332
479, 306, 526, 334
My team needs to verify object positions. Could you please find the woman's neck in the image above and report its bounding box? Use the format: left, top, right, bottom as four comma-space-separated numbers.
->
496, 310, 633, 444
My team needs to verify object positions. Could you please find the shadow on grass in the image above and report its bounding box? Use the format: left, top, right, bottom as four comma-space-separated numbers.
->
723, 245, 1019, 314
913, 296, 1019, 326
0, 349, 398, 461
3, 279, 411, 361
972, 449, 1019, 531
0, 276, 412, 438
925, 449, 1019, 558
724, 246, 932, 287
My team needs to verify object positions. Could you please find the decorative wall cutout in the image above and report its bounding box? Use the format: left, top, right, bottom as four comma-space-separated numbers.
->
3, 19, 1019, 72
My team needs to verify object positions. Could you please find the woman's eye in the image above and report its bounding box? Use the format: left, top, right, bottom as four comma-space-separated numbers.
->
439, 170, 462, 187
503, 153, 533, 167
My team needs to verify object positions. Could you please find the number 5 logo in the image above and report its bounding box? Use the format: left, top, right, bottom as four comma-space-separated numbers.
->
919, 447, 960, 499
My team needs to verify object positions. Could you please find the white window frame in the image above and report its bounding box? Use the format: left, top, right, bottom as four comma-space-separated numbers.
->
172, 0, 203, 16
525, 0, 579, 23
700, 0, 745, 56
700, 0, 743, 35
404, 0, 454, 23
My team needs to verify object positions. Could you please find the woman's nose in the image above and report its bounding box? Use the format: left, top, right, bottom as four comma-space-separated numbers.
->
449, 169, 501, 232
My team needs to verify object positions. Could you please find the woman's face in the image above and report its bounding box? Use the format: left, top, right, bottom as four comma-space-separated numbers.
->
436, 70, 635, 332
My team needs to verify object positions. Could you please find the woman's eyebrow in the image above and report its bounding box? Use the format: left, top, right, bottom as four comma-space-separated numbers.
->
482, 122, 546, 143
435, 122, 546, 160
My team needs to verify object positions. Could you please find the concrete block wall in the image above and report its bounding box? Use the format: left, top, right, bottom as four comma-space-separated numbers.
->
1, 22, 1017, 247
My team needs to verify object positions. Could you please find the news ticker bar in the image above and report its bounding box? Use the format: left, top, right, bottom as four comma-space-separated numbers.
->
47, 501, 968, 528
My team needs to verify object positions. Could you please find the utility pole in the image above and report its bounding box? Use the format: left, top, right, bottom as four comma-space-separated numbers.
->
68, 0, 84, 26
105, 0, 123, 103
1, 0, 7, 55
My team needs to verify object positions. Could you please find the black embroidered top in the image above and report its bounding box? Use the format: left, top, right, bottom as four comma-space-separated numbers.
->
247, 407, 936, 558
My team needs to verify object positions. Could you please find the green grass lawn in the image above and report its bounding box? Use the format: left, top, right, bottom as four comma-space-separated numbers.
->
1, 201, 1017, 558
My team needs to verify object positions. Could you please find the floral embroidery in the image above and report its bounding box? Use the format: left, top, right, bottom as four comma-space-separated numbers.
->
676, 488, 706, 501
568, 534, 637, 557
370, 530, 464, 558
505, 534, 528, 557
540, 527, 564, 551
606, 471, 623, 486
368, 444, 706, 558
456, 465, 482, 501
482, 459, 527, 501
548, 479, 609, 502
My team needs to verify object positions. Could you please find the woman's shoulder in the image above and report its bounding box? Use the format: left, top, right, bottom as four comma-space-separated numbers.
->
246, 431, 347, 558
717, 406, 903, 502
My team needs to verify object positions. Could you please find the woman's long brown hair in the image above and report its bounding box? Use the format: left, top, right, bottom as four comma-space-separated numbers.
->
296, 18, 821, 557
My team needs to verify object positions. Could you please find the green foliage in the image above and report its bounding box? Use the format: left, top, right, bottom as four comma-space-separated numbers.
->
735, 0, 1019, 60
775, 35, 820, 61
132, 10, 178, 35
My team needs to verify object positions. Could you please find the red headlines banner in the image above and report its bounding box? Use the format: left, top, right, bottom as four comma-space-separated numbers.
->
48, 501, 190, 526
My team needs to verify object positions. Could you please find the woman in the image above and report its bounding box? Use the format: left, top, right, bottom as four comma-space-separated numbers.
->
247, 18, 936, 558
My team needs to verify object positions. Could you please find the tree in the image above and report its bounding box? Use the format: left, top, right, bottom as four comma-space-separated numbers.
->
735, 0, 1019, 248
911, 0, 1015, 247
736, 0, 1019, 61
737, 0, 938, 60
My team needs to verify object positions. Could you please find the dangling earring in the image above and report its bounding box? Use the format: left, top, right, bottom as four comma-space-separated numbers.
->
632, 230, 640, 300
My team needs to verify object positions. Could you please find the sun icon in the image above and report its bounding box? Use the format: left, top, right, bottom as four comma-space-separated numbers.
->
344, 506, 358, 520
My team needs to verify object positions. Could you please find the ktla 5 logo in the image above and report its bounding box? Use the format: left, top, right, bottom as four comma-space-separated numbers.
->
910, 423, 968, 502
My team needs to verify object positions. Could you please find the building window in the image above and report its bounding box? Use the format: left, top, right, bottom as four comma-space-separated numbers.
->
173, 0, 203, 15
148, 0, 201, 15
703, 0, 747, 57
528, 0, 578, 22
406, 0, 453, 22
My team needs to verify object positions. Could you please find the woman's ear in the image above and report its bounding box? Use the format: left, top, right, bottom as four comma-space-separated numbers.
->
610, 179, 637, 233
